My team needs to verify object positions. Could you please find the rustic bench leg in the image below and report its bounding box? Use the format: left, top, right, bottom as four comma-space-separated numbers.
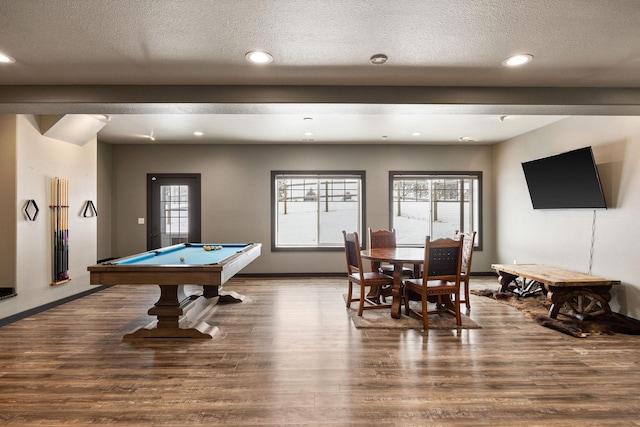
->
547, 286, 612, 320
497, 271, 543, 296
497, 271, 518, 292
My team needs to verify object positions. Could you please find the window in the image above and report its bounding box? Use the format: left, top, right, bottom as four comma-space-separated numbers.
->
390, 172, 482, 248
160, 184, 189, 246
272, 171, 365, 250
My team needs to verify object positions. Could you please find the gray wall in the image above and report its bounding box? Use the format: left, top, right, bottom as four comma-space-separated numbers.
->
105, 143, 495, 274
97, 141, 112, 261
494, 116, 640, 319
0, 115, 17, 289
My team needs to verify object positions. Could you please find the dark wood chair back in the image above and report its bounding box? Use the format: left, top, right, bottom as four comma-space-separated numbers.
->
367, 227, 415, 278
454, 230, 477, 309
423, 237, 464, 281
403, 236, 464, 329
342, 230, 393, 316
368, 228, 397, 249
343, 231, 364, 276
455, 230, 476, 276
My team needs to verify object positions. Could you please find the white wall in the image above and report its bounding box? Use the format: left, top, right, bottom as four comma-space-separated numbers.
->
0, 115, 97, 320
494, 116, 640, 318
109, 143, 495, 275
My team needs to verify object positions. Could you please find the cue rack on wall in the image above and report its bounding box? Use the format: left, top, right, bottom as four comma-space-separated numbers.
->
51, 177, 70, 286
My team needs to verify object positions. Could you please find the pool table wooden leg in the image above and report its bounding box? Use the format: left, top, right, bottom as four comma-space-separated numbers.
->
123, 285, 219, 340
202, 285, 245, 303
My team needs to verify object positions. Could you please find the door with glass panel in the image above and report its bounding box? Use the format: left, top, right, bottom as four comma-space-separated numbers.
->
147, 174, 201, 250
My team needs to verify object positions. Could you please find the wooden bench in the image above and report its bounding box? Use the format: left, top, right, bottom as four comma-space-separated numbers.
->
491, 264, 621, 320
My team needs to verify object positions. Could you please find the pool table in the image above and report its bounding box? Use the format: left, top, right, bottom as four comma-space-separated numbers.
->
88, 243, 261, 340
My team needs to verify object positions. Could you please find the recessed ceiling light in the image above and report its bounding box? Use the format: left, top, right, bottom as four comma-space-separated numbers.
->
411, 132, 421, 136
245, 51, 273, 64
502, 54, 533, 67
0, 52, 16, 63
193, 131, 203, 136
370, 53, 388, 65
304, 132, 313, 136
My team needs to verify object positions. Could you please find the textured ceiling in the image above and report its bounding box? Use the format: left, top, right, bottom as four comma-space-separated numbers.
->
1, 0, 639, 143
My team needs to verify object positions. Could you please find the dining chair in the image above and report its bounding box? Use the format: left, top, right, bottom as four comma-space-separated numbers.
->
343, 231, 394, 316
367, 228, 414, 278
455, 230, 477, 310
403, 236, 464, 329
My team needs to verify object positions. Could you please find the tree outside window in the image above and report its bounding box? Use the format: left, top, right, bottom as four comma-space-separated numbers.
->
272, 171, 365, 250
390, 172, 481, 248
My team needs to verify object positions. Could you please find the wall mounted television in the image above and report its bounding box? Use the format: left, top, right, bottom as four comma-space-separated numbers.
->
521, 146, 607, 209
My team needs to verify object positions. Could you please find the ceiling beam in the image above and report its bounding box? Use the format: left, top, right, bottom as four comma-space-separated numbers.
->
2, 85, 640, 115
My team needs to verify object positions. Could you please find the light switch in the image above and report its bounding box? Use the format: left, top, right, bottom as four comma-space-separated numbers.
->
138, 217, 145, 225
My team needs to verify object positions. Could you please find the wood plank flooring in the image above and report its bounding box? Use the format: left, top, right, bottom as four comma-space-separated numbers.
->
1, 276, 640, 426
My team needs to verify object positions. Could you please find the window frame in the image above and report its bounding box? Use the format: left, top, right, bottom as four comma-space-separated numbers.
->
271, 170, 366, 252
388, 171, 483, 250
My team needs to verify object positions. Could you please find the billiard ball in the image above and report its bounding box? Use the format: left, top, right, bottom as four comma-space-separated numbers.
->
180, 256, 185, 262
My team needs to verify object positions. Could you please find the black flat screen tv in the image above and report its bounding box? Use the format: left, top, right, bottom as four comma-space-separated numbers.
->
521, 146, 607, 209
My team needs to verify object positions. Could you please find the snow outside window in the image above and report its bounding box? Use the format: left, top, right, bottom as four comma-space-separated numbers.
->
273, 172, 364, 249
390, 172, 482, 248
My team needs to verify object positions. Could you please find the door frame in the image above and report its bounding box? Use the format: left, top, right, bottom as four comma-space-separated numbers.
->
146, 173, 201, 250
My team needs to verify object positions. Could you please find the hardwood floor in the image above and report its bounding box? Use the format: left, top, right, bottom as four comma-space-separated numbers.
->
1, 276, 640, 426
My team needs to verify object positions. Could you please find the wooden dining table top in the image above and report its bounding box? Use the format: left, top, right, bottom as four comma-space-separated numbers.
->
360, 247, 425, 264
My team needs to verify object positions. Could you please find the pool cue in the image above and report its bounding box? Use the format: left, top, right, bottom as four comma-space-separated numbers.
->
49, 178, 71, 283
52, 178, 57, 281
63, 179, 69, 279
56, 178, 62, 281
61, 178, 66, 280
61, 179, 65, 279
55, 178, 60, 281
62, 178, 65, 279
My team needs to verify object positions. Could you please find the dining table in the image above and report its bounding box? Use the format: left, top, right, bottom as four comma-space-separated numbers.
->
360, 247, 425, 318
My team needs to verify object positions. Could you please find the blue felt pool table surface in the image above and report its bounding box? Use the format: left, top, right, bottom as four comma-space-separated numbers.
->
114, 243, 251, 266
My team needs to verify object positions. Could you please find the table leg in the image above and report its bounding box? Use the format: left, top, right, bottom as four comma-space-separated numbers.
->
391, 263, 403, 318
147, 285, 193, 330
497, 271, 518, 292
203, 285, 245, 303
123, 285, 218, 340
413, 263, 421, 279
499, 273, 543, 297
547, 285, 612, 320
441, 294, 456, 311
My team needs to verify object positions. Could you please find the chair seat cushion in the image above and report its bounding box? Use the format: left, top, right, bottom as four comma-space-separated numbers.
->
350, 272, 394, 285
405, 279, 456, 291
